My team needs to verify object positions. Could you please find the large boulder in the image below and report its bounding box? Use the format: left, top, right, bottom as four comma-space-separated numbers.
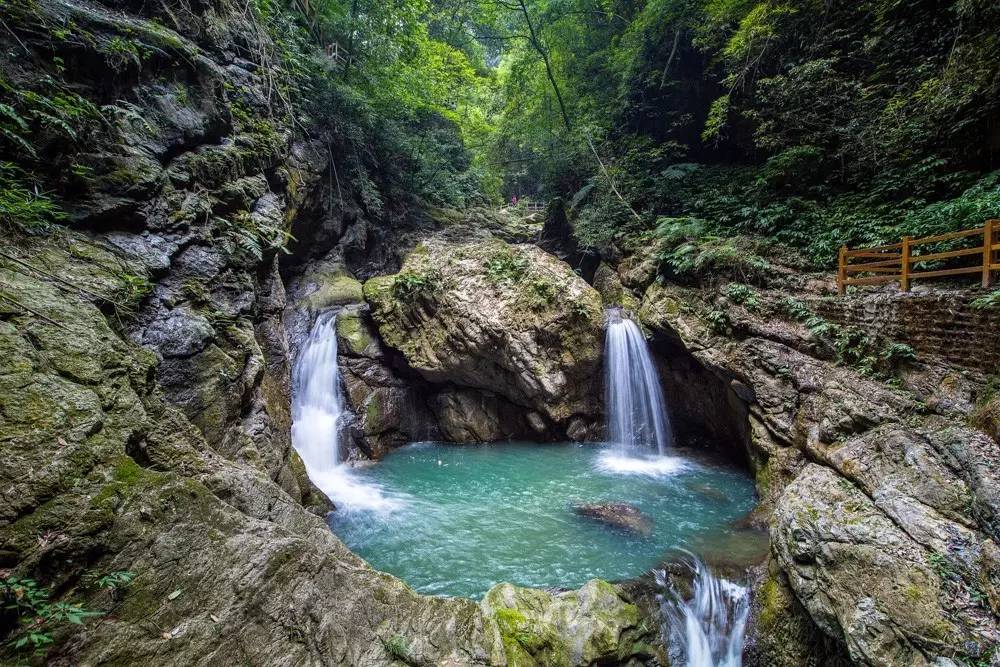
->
481, 580, 660, 665
363, 235, 605, 434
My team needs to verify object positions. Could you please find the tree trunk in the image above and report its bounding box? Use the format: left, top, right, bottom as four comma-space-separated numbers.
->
516, 0, 572, 132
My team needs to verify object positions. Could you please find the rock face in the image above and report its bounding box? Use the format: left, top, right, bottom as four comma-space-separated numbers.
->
634, 277, 1000, 666
0, 1, 657, 665
363, 233, 606, 439
481, 580, 660, 665
573, 503, 653, 537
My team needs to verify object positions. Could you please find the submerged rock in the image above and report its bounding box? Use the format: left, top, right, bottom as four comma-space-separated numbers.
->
574, 502, 653, 536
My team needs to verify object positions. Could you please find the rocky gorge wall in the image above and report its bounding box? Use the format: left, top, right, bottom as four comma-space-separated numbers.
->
629, 271, 1000, 666
0, 2, 661, 665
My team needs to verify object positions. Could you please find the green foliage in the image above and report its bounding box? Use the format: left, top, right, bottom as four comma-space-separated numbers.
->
485, 249, 529, 287
705, 309, 731, 335
1, 576, 102, 657
103, 36, 152, 71
882, 343, 917, 368
82, 570, 135, 594
382, 634, 411, 661
392, 269, 440, 300
568, 299, 592, 320
971, 289, 1000, 311
218, 211, 294, 263
476, 0, 1000, 269
779, 297, 916, 375
0, 163, 67, 234
655, 216, 771, 283
0, 76, 101, 159
701, 95, 730, 144
722, 282, 761, 311
525, 278, 556, 309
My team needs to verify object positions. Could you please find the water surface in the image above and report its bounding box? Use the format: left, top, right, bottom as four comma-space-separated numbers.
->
329, 442, 755, 598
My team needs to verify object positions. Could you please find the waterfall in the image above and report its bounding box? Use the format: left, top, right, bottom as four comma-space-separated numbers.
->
291, 312, 404, 512
292, 313, 344, 476
656, 560, 750, 667
604, 308, 673, 454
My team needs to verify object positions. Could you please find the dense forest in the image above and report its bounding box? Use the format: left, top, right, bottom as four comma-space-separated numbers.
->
2, 1, 1000, 665
5, 0, 1000, 266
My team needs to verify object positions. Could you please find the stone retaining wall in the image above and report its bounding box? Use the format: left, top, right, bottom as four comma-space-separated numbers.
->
808, 290, 1000, 372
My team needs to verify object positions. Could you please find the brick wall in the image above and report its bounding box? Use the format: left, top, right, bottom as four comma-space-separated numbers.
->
807, 290, 1000, 371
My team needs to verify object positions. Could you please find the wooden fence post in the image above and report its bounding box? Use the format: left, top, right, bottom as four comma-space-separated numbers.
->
838, 245, 847, 295
900, 236, 912, 292
985, 219, 996, 289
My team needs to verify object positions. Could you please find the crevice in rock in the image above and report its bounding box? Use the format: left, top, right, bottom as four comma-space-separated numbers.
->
646, 328, 754, 471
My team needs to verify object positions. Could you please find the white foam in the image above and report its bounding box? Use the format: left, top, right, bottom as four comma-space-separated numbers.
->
309, 466, 408, 514
291, 313, 406, 515
595, 450, 690, 478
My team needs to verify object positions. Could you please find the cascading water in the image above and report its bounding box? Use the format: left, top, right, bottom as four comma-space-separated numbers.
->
292, 313, 344, 482
604, 307, 673, 455
291, 312, 401, 512
656, 559, 750, 667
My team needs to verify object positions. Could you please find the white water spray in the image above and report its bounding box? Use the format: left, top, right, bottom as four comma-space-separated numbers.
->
604, 308, 673, 454
292, 313, 402, 513
293, 313, 344, 471
656, 559, 750, 667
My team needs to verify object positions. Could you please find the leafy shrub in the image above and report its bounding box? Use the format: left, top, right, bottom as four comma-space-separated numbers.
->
882, 343, 917, 368
0, 162, 66, 234
525, 277, 556, 309
1, 576, 102, 657
392, 269, 440, 300
655, 217, 772, 284
971, 289, 1000, 311
382, 634, 411, 660
779, 297, 812, 322
723, 282, 761, 311
0, 76, 102, 159
484, 249, 529, 286
85, 570, 135, 594
705, 309, 731, 335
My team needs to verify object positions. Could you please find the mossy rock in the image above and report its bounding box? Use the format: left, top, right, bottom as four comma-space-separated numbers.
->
481, 580, 654, 666
307, 273, 364, 310
335, 310, 379, 358
362, 235, 604, 424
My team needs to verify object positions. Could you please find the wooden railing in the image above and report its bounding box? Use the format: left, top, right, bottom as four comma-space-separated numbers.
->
497, 201, 547, 213
838, 219, 999, 294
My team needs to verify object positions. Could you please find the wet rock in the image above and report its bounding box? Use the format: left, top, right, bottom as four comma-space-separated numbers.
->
636, 278, 1000, 664
335, 307, 380, 358
566, 416, 590, 442
574, 502, 653, 536
139, 306, 215, 358
593, 261, 640, 312
434, 389, 529, 443
772, 464, 959, 666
